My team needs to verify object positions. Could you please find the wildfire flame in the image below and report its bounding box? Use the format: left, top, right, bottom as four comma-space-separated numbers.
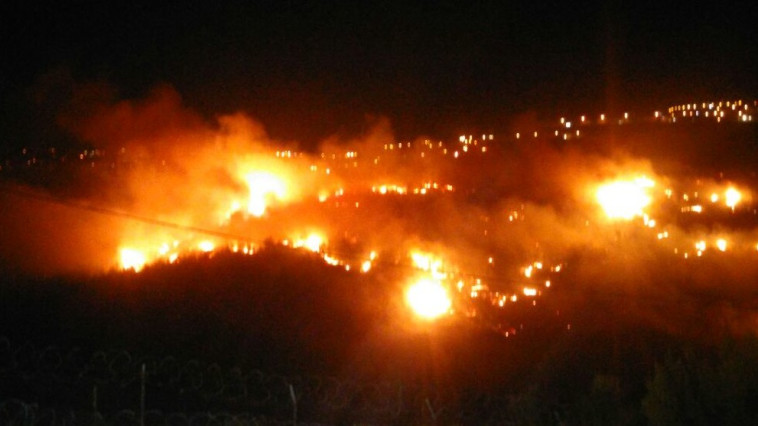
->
243, 171, 287, 217
725, 187, 741, 210
120, 248, 146, 272
292, 233, 324, 253
47, 94, 754, 339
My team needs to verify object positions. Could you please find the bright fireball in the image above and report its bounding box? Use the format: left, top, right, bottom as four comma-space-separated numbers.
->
596, 177, 654, 220
406, 278, 452, 319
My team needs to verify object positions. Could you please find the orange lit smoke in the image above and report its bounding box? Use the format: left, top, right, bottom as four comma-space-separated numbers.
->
53, 85, 332, 271
6, 83, 758, 337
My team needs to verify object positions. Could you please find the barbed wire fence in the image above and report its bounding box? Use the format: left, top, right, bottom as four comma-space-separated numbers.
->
0, 336, 522, 425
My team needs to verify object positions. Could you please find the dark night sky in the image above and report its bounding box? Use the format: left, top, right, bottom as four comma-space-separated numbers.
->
1, 1, 756, 146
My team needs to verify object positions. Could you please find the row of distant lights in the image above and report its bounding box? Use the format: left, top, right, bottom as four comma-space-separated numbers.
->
289, 102, 735, 168
663, 100, 755, 123
560, 113, 628, 127
370, 182, 454, 195
510, 112, 630, 141
275, 150, 303, 158
511, 100, 754, 142
378, 137, 494, 157
459, 135, 495, 144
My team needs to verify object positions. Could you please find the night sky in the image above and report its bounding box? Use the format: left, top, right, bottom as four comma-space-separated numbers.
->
1, 1, 756, 146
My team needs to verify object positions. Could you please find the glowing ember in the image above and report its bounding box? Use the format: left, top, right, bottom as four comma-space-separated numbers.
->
322, 254, 340, 266
120, 248, 146, 272
406, 278, 451, 319
596, 177, 654, 220
725, 187, 741, 210
716, 238, 727, 252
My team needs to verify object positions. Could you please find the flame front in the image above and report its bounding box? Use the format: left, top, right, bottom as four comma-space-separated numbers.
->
39, 95, 754, 338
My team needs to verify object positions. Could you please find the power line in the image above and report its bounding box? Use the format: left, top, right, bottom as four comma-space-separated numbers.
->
0, 184, 249, 241
0, 182, 536, 287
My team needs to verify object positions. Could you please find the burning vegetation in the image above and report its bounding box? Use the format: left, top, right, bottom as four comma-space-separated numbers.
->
1, 87, 758, 335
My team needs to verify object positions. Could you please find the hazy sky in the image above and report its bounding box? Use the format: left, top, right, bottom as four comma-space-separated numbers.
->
1, 1, 756, 146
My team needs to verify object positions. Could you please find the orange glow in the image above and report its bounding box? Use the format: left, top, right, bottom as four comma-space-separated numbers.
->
198, 241, 215, 252
293, 233, 324, 253
411, 251, 437, 271
406, 278, 451, 319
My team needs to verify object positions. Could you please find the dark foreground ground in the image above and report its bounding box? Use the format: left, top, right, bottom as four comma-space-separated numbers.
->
1, 247, 758, 425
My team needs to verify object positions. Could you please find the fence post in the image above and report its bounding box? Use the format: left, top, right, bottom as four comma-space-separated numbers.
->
395, 383, 404, 417
426, 398, 439, 423
140, 363, 146, 426
289, 383, 297, 426
92, 384, 98, 426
